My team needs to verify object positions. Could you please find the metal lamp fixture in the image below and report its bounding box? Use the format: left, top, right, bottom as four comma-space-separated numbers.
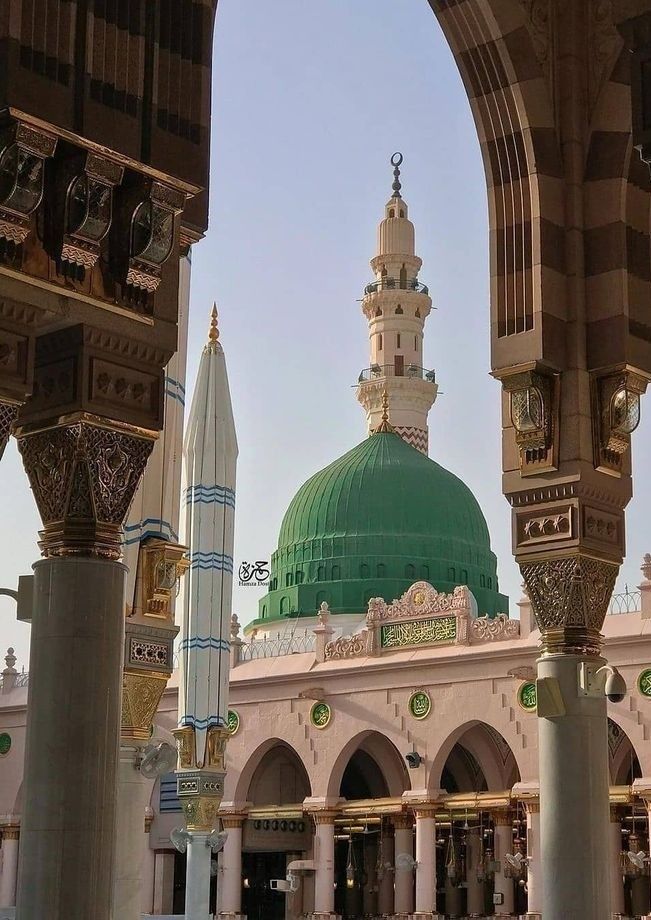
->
499, 366, 558, 474
346, 836, 357, 888
593, 370, 648, 474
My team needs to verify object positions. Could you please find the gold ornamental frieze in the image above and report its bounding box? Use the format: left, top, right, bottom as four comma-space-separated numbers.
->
381, 615, 456, 649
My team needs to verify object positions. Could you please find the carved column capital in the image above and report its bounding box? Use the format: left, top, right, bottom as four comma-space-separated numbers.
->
391, 813, 414, 831
520, 554, 618, 655
16, 415, 155, 560
220, 814, 246, 830
1, 824, 20, 841
491, 810, 512, 827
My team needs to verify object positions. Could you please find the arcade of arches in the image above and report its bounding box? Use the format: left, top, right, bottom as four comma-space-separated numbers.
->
188, 722, 646, 920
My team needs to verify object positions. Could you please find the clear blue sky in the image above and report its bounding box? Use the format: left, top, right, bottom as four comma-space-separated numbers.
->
2, 0, 651, 667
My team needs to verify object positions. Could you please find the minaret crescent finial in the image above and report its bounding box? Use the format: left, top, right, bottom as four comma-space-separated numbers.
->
374, 389, 394, 434
208, 302, 219, 345
390, 152, 403, 199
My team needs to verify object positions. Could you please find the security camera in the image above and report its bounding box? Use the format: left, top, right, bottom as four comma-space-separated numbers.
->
604, 667, 627, 703
405, 751, 422, 769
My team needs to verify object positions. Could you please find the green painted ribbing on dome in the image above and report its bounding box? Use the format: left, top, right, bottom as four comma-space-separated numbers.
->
257, 431, 508, 624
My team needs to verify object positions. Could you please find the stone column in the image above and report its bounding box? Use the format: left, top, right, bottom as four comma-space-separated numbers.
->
112, 745, 153, 920
286, 851, 303, 920
444, 876, 462, 918
377, 824, 394, 916
413, 808, 437, 917
465, 826, 484, 917
14, 416, 155, 920
361, 835, 377, 918
491, 812, 514, 916
141, 812, 156, 916
524, 801, 542, 918
312, 813, 338, 918
153, 850, 175, 914
609, 808, 624, 917
0, 826, 19, 908
521, 556, 618, 920
220, 815, 245, 919
392, 813, 414, 916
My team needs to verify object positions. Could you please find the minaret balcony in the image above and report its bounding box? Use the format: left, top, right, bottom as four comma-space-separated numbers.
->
357, 364, 436, 384
364, 277, 429, 296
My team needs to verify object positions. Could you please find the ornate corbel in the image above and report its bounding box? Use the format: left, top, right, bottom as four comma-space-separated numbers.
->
45, 148, 124, 280
0, 120, 57, 256
15, 415, 155, 560
112, 178, 186, 303
591, 368, 648, 475
498, 364, 559, 474
520, 553, 619, 655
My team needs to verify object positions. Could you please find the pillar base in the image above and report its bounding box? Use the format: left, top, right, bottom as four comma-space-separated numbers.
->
409, 913, 445, 919
305, 914, 342, 919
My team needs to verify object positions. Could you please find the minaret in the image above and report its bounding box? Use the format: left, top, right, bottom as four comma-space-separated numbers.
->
356, 153, 438, 454
173, 305, 238, 920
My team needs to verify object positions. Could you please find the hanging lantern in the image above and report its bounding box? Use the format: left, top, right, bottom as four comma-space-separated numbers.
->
445, 833, 463, 887
346, 836, 357, 888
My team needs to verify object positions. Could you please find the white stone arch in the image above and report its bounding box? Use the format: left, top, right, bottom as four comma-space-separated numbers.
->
232, 737, 312, 805
429, 719, 522, 793
607, 715, 643, 785
325, 729, 410, 800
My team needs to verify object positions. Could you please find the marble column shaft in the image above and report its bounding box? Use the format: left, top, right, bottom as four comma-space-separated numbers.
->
393, 816, 414, 915
525, 802, 542, 917
220, 817, 244, 917
313, 816, 336, 915
492, 813, 514, 915
377, 828, 394, 916
414, 810, 436, 914
16, 558, 127, 920
0, 828, 19, 908
465, 827, 484, 917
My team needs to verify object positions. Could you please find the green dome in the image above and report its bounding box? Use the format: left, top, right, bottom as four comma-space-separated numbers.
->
255, 431, 508, 626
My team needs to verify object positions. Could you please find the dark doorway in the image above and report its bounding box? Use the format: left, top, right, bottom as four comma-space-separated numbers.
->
242, 850, 288, 920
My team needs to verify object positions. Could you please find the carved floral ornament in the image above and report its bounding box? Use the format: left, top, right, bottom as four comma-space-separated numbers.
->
16, 418, 155, 559
520, 555, 618, 652
324, 582, 519, 660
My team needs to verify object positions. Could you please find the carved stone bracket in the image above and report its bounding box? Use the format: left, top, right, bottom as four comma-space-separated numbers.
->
46, 149, 124, 279
0, 400, 18, 461
0, 119, 57, 254
112, 179, 186, 301
520, 554, 619, 654
16, 416, 155, 559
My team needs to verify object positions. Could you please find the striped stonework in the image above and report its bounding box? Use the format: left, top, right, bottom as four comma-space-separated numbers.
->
394, 425, 429, 455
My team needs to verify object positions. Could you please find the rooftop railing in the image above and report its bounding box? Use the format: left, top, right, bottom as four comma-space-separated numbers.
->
238, 630, 316, 662
608, 587, 641, 615
364, 277, 429, 296
357, 364, 436, 383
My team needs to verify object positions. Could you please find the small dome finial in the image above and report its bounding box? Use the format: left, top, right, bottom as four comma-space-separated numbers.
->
208, 303, 219, 345
374, 389, 394, 434
390, 152, 403, 199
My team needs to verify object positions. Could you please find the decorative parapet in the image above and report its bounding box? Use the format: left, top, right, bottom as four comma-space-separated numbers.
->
321, 582, 520, 660
365, 581, 472, 652
470, 614, 520, 643
324, 631, 368, 661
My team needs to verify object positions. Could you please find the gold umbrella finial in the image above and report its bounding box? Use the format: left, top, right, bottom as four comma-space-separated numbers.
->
374, 389, 394, 433
208, 302, 219, 344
